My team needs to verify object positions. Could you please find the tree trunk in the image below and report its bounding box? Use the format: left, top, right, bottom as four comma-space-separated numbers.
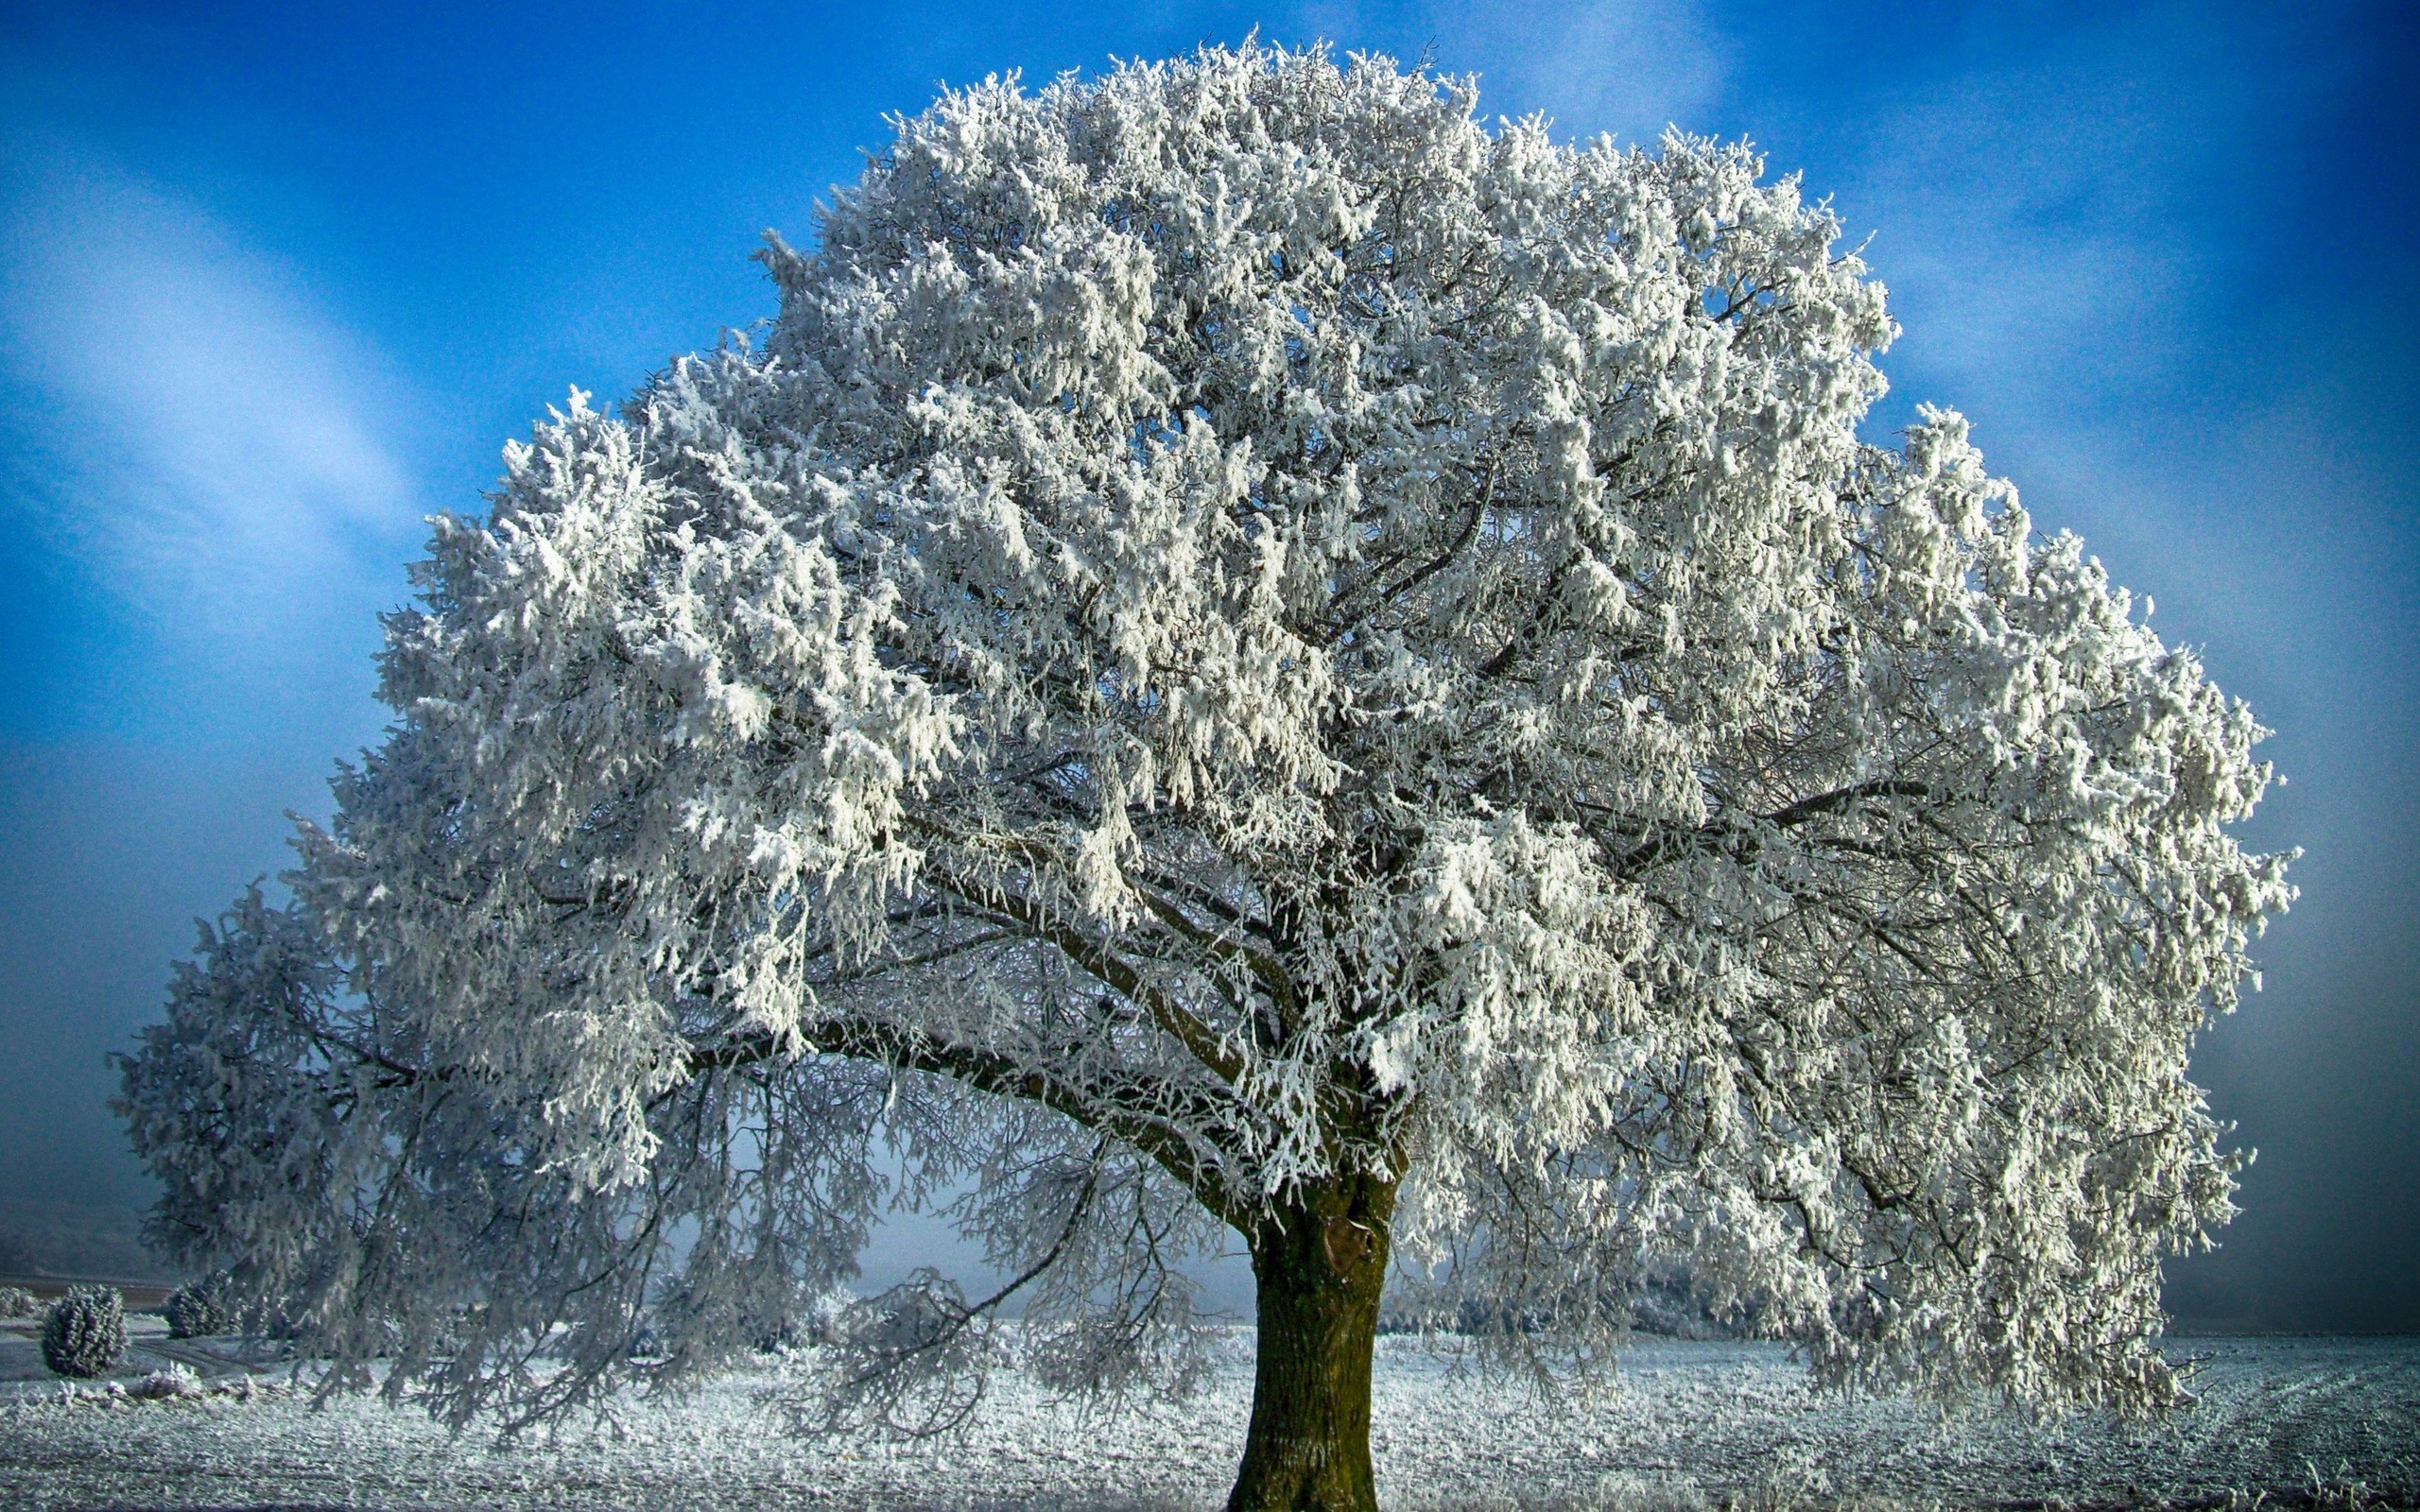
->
1225, 1176, 1394, 1512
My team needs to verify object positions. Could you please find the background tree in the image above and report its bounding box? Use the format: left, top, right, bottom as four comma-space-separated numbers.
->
116, 43, 2291, 1512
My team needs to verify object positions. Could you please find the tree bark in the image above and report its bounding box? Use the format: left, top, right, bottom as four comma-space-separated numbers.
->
1225, 1175, 1395, 1512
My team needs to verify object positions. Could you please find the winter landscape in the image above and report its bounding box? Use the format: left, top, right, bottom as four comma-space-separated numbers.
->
7, 1310, 2418, 1509
5, 8, 2415, 1512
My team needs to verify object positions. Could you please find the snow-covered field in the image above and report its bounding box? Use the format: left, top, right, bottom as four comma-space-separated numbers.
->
2, 1315, 2415, 1510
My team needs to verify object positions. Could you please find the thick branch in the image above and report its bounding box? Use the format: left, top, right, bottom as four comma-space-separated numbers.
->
1120, 869, 1302, 1037
1610, 778, 1935, 877
687, 1019, 1248, 1226
899, 817, 1251, 1087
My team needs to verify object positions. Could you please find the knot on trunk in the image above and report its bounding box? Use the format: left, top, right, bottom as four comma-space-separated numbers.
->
1322, 1215, 1373, 1275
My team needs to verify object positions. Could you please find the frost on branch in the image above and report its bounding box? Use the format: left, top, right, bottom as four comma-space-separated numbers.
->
116, 41, 2290, 1434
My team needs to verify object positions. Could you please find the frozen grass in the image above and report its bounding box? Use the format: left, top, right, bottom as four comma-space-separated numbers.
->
1, 1328, 2414, 1510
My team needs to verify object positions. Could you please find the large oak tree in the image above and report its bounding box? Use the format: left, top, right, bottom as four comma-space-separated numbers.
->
118, 43, 2290, 1512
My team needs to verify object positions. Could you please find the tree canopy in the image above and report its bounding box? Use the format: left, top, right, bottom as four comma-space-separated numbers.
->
118, 42, 2290, 1512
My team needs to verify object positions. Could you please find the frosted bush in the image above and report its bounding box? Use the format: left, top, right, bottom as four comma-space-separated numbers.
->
627, 1316, 665, 1362
752, 1320, 804, 1355
42, 1286, 126, 1378
164, 1271, 235, 1338
127, 1365, 204, 1400
0, 1284, 37, 1318
753, 1286, 855, 1354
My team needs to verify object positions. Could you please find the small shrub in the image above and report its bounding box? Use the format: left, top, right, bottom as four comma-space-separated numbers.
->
42, 1286, 127, 1378
753, 1317, 805, 1354
127, 1365, 204, 1400
0, 1284, 38, 1318
627, 1316, 665, 1361
752, 1286, 853, 1354
164, 1272, 234, 1338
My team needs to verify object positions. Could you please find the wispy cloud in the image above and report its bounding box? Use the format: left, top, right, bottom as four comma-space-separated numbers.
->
0, 131, 421, 651
1485, 0, 1728, 139
1809, 9, 2387, 687
1290, 0, 1726, 141
1829, 8, 2328, 405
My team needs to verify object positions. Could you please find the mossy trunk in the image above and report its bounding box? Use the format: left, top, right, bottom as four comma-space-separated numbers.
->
1225, 1176, 1394, 1512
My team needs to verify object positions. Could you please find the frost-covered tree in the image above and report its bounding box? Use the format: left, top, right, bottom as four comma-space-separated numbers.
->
116, 44, 2290, 1512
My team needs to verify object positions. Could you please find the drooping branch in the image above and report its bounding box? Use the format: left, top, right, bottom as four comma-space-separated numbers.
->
685, 1014, 1251, 1226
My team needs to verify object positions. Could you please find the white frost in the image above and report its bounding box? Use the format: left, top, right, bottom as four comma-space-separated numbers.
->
115, 42, 2290, 1439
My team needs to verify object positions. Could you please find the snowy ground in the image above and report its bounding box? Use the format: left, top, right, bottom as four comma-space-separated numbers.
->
2, 1315, 2415, 1510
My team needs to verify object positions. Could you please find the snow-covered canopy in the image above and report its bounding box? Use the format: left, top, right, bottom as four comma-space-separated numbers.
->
118, 43, 2290, 1428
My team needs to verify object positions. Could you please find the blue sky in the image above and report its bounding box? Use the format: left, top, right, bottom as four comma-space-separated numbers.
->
1, 0, 2412, 1329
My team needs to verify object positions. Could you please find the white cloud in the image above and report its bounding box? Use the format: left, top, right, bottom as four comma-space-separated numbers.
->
1292, 0, 1726, 142
1830, 8, 2327, 400
1501, 0, 1727, 138
0, 132, 421, 645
